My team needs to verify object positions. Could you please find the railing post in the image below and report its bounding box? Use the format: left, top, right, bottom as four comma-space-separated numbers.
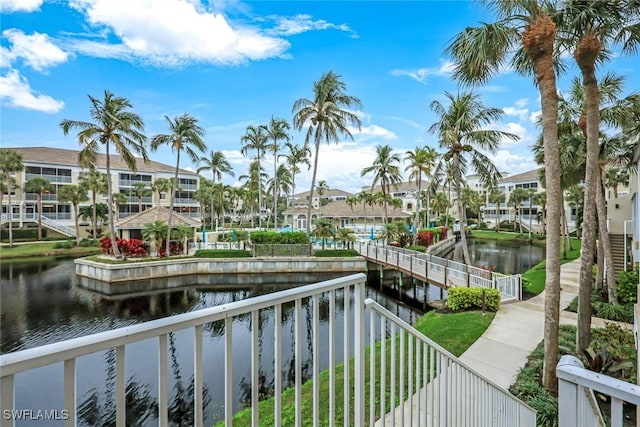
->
557, 355, 582, 427
353, 280, 366, 426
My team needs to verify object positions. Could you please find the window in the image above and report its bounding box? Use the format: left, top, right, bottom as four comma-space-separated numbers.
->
297, 217, 306, 230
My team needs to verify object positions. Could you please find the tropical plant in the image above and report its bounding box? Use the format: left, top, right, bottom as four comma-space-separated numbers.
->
431, 192, 449, 222
266, 164, 292, 224
292, 71, 362, 236
335, 227, 356, 249
533, 191, 547, 235
264, 117, 291, 229
111, 192, 127, 216
142, 220, 168, 256
404, 146, 439, 229
312, 217, 334, 250
240, 124, 269, 229
488, 188, 506, 232
428, 91, 516, 264
197, 150, 234, 184
282, 142, 311, 208
79, 203, 108, 233
361, 144, 403, 227
315, 180, 329, 197
57, 185, 89, 245
151, 177, 171, 206
79, 169, 108, 240
132, 182, 150, 213
151, 113, 206, 256
508, 187, 530, 234
172, 224, 194, 255
24, 177, 52, 240
60, 91, 148, 258
0, 149, 24, 247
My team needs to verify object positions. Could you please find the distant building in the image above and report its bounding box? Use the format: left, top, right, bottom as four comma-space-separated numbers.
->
292, 188, 353, 209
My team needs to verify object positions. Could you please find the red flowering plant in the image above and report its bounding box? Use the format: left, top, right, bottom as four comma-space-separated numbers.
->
416, 231, 434, 247
99, 236, 148, 258
439, 227, 449, 241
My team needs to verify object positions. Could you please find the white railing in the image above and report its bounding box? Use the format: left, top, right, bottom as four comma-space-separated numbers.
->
557, 355, 640, 427
0, 273, 535, 427
366, 299, 536, 426
356, 242, 522, 302
40, 215, 76, 237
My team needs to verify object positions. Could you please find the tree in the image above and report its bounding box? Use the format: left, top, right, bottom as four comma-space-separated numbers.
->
335, 227, 356, 249
132, 182, 150, 214
151, 114, 206, 256
266, 164, 292, 225
192, 182, 213, 228
172, 225, 194, 255
239, 158, 268, 227
241, 125, 268, 229
447, 2, 563, 390
533, 191, 547, 235
112, 192, 127, 217
265, 117, 291, 229
60, 90, 148, 258
282, 142, 311, 208
316, 180, 329, 197
361, 145, 403, 227
197, 150, 234, 184
58, 185, 89, 245
312, 217, 334, 250
24, 177, 52, 240
429, 92, 515, 264
0, 149, 24, 247
508, 188, 530, 234
488, 188, 506, 232
404, 146, 439, 229
151, 178, 171, 206
79, 203, 108, 233
79, 169, 109, 240
142, 220, 168, 257
604, 167, 629, 198
292, 71, 362, 236
431, 191, 449, 222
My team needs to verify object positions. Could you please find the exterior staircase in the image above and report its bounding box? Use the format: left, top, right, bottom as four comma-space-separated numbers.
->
609, 233, 627, 274
0, 214, 76, 237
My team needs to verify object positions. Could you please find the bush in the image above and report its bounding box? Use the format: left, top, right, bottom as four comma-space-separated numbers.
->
617, 269, 639, 305
194, 249, 252, 258
249, 231, 308, 244
593, 301, 634, 323
407, 245, 426, 253
99, 237, 148, 257
415, 231, 434, 246
0, 228, 47, 240
53, 240, 73, 249
79, 238, 98, 247
447, 287, 500, 312
313, 249, 359, 257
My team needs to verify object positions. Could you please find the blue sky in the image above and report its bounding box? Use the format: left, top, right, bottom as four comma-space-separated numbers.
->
2, 0, 638, 194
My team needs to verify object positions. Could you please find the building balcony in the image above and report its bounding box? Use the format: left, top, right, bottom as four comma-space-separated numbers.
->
25, 173, 72, 183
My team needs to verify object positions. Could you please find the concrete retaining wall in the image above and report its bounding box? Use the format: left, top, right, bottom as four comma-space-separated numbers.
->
75, 256, 366, 284
426, 236, 456, 255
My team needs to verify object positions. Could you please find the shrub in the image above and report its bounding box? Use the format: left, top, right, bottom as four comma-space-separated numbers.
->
415, 231, 434, 247
249, 231, 308, 244
407, 245, 426, 253
79, 238, 98, 247
99, 237, 148, 257
617, 269, 639, 305
0, 228, 47, 240
593, 301, 634, 323
447, 287, 500, 312
194, 249, 252, 258
53, 240, 73, 249
314, 249, 359, 257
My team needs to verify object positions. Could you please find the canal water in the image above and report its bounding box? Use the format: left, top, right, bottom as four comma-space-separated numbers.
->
446, 238, 546, 274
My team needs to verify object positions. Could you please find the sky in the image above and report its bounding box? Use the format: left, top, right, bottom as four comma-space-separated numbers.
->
1, 0, 639, 194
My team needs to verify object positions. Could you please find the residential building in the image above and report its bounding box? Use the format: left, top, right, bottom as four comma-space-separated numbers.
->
1, 147, 201, 237
292, 188, 353, 209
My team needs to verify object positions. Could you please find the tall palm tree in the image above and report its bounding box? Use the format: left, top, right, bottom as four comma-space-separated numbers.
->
60, 91, 148, 258
240, 125, 268, 229
282, 142, 311, 208
292, 71, 362, 236
151, 178, 171, 207
0, 177, 16, 225
58, 185, 89, 245
448, 0, 564, 391
266, 164, 292, 220
239, 158, 267, 227
132, 182, 150, 214
112, 192, 127, 217
151, 114, 206, 256
315, 180, 329, 202
79, 169, 109, 240
24, 177, 52, 240
265, 117, 291, 229
197, 150, 235, 184
0, 149, 24, 248
533, 191, 547, 235
312, 217, 334, 250
488, 188, 506, 232
404, 146, 439, 229
431, 191, 449, 224
192, 181, 213, 228
605, 167, 629, 198
361, 145, 403, 226
429, 92, 516, 264
508, 187, 530, 234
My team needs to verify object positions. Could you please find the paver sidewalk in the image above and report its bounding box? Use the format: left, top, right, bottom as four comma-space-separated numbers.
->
459, 258, 625, 390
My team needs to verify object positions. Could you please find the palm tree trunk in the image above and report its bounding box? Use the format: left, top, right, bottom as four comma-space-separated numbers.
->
74, 203, 81, 245
528, 197, 533, 239
105, 143, 120, 257
92, 192, 97, 240
596, 237, 604, 291
306, 139, 320, 237
523, 12, 561, 392
454, 153, 471, 264
37, 193, 42, 240
495, 202, 500, 232
417, 177, 422, 229
167, 151, 179, 256
258, 151, 262, 230
138, 197, 142, 213
273, 150, 278, 230
426, 192, 430, 229
596, 170, 618, 304
7, 177, 13, 248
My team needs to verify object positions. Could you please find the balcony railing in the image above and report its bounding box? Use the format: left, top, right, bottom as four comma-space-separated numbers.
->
24, 193, 58, 201
25, 173, 72, 183
0, 273, 535, 427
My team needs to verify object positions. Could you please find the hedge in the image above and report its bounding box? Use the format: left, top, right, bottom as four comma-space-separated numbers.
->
314, 249, 360, 257
407, 245, 427, 253
447, 287, 500, 312
1, 228, 47, 240
249, 231, 309, 244
194, 249, 253, 258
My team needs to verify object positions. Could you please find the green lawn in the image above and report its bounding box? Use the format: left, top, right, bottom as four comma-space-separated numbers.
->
522, 238, 582, 295
0, 241, 100, 260
470, 230, 537, 241
222, 310, 494, 426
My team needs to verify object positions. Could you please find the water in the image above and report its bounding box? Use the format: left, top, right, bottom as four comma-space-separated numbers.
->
446, 238, 546, 274
1, 259, 422, 426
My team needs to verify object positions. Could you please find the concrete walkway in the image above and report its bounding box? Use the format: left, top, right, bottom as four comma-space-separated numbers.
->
459, 258, 628, 390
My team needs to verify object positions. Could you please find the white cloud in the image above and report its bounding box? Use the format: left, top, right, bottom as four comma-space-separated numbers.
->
490, 150, 538, 176
267, 14, 358, 38
2, 29, 69, 71
0, 69, 65, 113
529, 110, 542, 125
502, 106, 529, 122
67, 0, 290, 66
493, 121, 533, 147
390, 59, 454, 83
0, 0, 42, 13
514, 98, 528, 108
351, 124, 397, 140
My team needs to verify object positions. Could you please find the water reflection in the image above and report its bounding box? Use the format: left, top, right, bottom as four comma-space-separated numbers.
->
447, 238, 545, 274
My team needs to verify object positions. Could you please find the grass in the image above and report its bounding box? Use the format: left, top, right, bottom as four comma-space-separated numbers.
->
0, 241, 101, 260
471, 230, 537, 241
522, 238, 582, 296
222, 310, 494, 426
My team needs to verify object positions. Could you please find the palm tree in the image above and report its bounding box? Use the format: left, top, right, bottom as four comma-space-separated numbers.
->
132, 182, 150, 213
361, 145, 403, 227
24, 177, 52, 240
0, 177, 16, 225
142, 220, 168, 257
60, 91, 148, 258
264, 117, 291, 229
282, 142, 311, 208
0, 149, 24, 247
316, 180, 329, 197
151, 113, 206, 256
58, 185, 89, 245
292, 71, 362, 236
266, 164, 292, 223
429, 92, 516, 264
404, 146, 439, 229
508, 188, 530, 234
79, 203, 108, 234
172, 224, 194, 255
241, 125, 268, 229
312, 217, 334, 249
197, 150, 235, 184
488, 188, 506, 232
448, 0, 564, 392
605, 167, 630, 198
151, 178, 171, 207
192, 182, 213, 228
112, 192, 127, 217
79, 169, 108, 240
431, 192, 449, 224
335, 227, 356, 249
533, 191, 547, 235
